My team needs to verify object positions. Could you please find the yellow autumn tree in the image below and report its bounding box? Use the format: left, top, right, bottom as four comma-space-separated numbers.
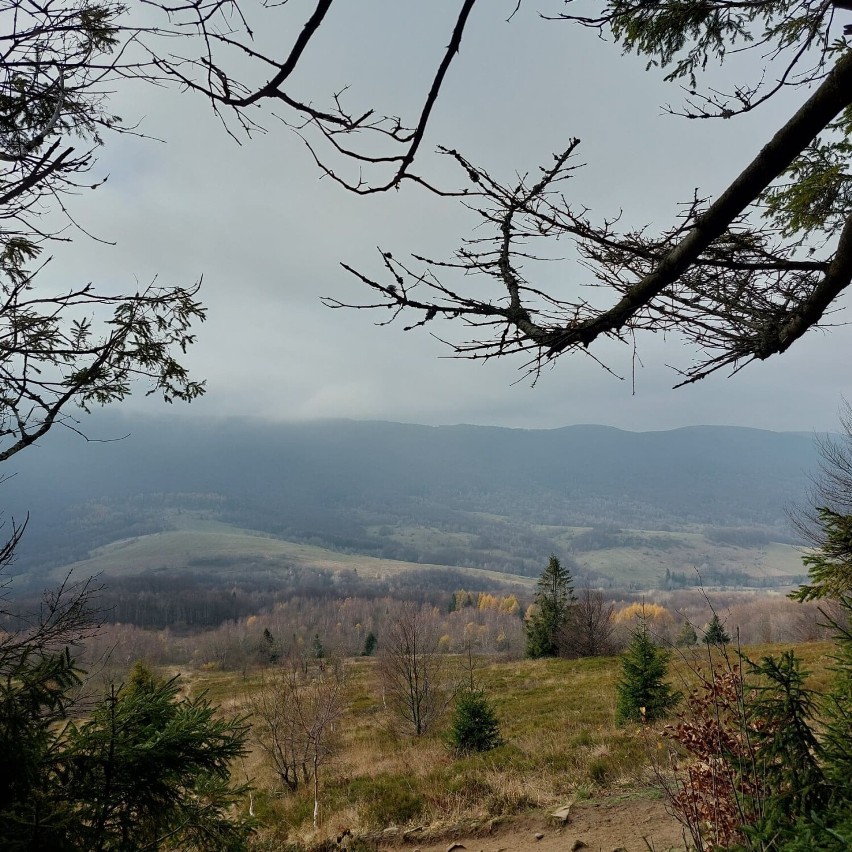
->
614, 602, 674, 633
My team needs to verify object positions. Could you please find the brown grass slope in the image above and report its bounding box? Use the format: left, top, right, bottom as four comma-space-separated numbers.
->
183, 640, 834, 850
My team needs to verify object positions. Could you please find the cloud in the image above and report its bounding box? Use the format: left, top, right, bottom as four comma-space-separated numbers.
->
34, 1, 852, 434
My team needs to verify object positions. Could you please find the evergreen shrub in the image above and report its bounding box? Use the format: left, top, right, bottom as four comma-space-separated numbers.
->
447, 687, 502, 754
615, 624, 681, 725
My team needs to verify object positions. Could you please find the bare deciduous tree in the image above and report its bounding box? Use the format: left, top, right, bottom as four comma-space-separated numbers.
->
247, 654, 346, 827
561, 588, 616, 658
378, 602, 448, 737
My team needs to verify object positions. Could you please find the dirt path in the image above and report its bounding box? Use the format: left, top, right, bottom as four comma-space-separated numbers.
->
376, 798, 687, 852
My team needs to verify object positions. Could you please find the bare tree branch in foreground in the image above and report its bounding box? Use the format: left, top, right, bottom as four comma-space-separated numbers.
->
0, 0, 489, 458
331, 50, 852, 385
132, 0, 481, 193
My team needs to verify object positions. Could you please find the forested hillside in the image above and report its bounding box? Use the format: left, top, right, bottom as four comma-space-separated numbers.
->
4, 414, 818, 587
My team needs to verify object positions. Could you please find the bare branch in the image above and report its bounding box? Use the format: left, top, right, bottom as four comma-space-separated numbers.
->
335, 50, 852, 384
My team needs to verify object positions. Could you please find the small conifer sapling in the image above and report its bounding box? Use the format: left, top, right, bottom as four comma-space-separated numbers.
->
447, 688, 502, 754
616, 623, 681, 725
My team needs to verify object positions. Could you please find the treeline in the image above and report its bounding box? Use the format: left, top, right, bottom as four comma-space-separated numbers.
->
69, 581, 834, 678
55, 565, 517, 632
179, 496, 579, 576
703, 525, 801, 547
569, 525, 682, 553
661, 567, 809, 589
12, 491, 566, 578
79, 593, 528, 676
10, 492, 226, 579
6, 419, 812, 581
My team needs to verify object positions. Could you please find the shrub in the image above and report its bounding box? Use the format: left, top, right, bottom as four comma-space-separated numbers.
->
587, 757, 611, 785
662, 651, 832, 851
659, 613, 850, 850
660, 481, 852, 851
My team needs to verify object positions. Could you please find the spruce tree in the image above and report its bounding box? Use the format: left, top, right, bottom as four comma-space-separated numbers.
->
361, 631, 377, 657
0, 655, 251, 850
447, 688, 502, 755
812, 597, 852, 847
793, 507, 852, 602
615, 623, 681, 725
675, 621, 698, 648
260, 627, 279, 663
704, 613, 731, 646
525, 555, 576, 658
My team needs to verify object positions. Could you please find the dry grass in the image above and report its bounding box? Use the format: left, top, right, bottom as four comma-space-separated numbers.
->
182, 640, 836, 848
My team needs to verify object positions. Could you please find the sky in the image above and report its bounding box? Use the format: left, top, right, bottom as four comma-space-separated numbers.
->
39, 0, 852, 433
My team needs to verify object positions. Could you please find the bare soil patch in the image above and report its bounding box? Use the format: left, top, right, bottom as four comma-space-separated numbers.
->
376, 797, 686, 852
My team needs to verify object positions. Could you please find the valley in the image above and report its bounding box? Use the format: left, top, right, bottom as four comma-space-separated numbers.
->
4, 415, 845, 852
6, 415, 817, 596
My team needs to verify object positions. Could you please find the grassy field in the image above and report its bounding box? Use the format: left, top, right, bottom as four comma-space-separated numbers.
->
578, 535, 805, 588
51, 515, 534, 589
48, 512, 805, 593
176, 640, 836, 850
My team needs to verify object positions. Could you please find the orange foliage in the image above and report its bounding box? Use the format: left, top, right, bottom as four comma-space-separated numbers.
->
614, 602, 674, 626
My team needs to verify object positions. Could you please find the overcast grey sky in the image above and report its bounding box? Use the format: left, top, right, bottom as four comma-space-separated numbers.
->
42, 1, 852, 432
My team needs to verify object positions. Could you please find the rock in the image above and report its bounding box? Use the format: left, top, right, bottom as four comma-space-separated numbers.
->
446, 843, 466, 852
550, 805, 572, 825
571, 841, 588, 851
534, 832, 544, 841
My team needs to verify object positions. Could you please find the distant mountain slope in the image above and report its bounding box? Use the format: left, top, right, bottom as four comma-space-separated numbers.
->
44, 516, 532, 588
2, 414, 820, 582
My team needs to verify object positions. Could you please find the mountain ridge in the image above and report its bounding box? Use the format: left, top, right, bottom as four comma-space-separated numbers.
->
3, 414, 820, 586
